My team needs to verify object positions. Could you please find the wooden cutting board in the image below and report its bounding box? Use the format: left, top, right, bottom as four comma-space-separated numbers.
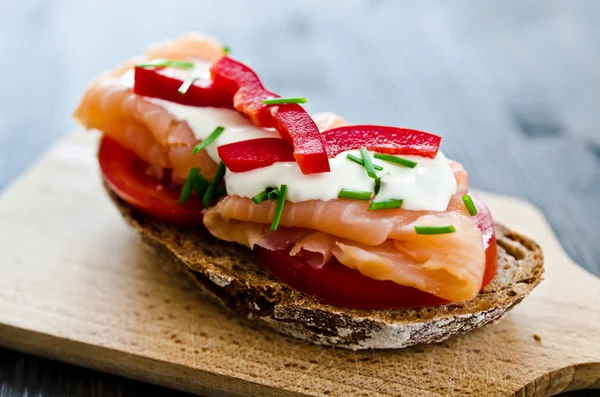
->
0, 133, 598, 397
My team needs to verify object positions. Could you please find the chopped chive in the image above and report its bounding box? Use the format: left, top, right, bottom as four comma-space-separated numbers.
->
202, 162, 226, 208
369, 199, 403, 211
462, 194, 478, 216
270, 184, 288, 231
193, 174, 209, 198
359, 147, 377, 179
346, 154, 383, 171
252, 191, 269, 204
267, 188, 280, 201
262, 97, 307, 105
192, 126, 225, 154
137, 60, 195, 69
178, 76, 199, 95
414, 225, 456, 235
178, 167, 201, 204
252, 187, 277, 204
338, 189, 372, 201
373, 153, 417, 168
215, 185, 227, 198
374, 177, 381, 194
223, 45, 231, 55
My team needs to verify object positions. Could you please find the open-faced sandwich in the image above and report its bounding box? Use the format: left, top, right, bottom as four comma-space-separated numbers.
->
73, 33, 543, 349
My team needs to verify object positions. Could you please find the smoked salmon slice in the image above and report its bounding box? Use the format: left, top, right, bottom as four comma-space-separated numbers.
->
203, 161, 485, 302
73, 33, 223, 182
311, 112, 348, 132
74, 33, 344, 184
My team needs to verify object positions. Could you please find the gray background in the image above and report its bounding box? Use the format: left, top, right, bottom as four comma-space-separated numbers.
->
0, 1, 598, 396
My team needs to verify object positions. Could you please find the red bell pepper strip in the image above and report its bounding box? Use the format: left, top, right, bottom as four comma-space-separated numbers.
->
322, 125, 442, 159
133, 66, 233, 108
211, 57, 330, 174
210, 56, 263, 94
218, 138, 294, 172
271, 105, 332, 173
219, 126, 442, 172
233, 85, 278, 128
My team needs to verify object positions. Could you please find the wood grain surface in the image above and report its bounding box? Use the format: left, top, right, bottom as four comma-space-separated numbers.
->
0, 1, 599, 396
0, 132, 598, 396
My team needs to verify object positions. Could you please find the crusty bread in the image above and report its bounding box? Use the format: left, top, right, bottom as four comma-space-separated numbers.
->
105, 183, 544, 350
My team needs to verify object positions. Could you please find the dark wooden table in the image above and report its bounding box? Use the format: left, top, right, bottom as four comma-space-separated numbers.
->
1, 1, 598, 396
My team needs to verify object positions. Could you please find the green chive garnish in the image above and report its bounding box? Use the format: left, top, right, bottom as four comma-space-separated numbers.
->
223, 45, 231, 55
373, 153, 417, 168
252, 191, 269, 204
346, 154, 383, 171
202, 162, 226, 208
359, 147, 377, 179
374, 177, 381, 194
137, 60, 195, 69
178, 76, 199, 95
270, 184, 287, 231
252, 187, 277, 204
462, 194, 478, 216
338, 189, 372, 201
192, 126, 225, 154
262, 97, 307, 105
193, 174, 209, 198
267, 188, 280, 201
178, 168, 201, 204
369, 199, 403, 211
414, 225, 456, 235
215, 185, 227, 198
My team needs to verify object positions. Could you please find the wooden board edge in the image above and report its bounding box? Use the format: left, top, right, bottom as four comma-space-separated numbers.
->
514, 363, 600, 396
476, 190, 600, 285
0, 323, 307, 397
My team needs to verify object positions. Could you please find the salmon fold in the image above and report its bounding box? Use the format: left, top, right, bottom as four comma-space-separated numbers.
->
73, 33, 225, 183
203, 161, 486, 302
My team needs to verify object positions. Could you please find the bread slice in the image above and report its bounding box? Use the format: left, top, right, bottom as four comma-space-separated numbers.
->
105, 183, 544, 350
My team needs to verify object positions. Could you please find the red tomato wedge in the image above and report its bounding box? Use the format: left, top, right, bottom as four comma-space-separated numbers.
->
98, 137, 205, 226
133, 66, 233, 108
255, 197, 497, 309
218, 138, 295, 172
211, 57, 330, 174
323, 125, 442, 159
255, 247, 447, 308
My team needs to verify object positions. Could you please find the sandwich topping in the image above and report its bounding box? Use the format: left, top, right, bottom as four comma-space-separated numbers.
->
119, 61, 457, 210
75, 33, 498, 309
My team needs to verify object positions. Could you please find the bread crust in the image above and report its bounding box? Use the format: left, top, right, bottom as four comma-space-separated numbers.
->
105, 184, 544, 350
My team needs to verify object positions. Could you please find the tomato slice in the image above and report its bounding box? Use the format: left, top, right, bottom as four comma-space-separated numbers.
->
255, 247, 447, 309
98, 137, 205, 226
255, 198, 497, 309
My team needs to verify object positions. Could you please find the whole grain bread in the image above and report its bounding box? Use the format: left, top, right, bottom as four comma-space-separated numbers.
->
105, 184, 544, 350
